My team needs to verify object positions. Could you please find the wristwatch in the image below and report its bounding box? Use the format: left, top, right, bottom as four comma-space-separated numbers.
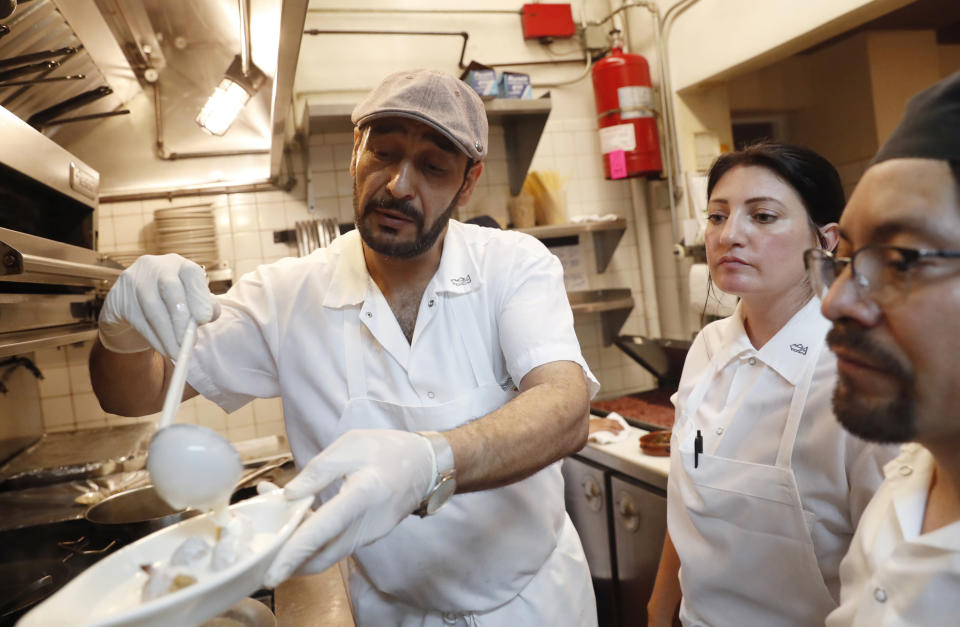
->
414, 431, 457, 517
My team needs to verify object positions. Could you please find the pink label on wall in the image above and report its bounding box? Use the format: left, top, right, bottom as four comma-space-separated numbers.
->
608, 150, 627, 179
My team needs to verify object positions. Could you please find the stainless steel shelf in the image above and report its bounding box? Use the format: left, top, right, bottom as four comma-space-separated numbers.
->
569, 289, 634, 346
0, 323, 98, 358
516, 218, 627, 273
302, 96, 551, 195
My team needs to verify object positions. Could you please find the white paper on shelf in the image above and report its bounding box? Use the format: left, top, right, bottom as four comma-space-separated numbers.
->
551, 244, 589, 291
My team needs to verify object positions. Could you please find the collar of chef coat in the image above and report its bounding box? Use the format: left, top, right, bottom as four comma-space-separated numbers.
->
321, 220, 482, 309
884, 443, 960, 551
708, 296, 829, 386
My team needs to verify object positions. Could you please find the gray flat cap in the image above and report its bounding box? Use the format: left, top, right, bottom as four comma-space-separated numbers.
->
352, 69, 488, 161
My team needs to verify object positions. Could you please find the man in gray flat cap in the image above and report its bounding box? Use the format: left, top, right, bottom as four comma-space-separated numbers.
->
90, 69, 598, 625
804, 70, 960, 625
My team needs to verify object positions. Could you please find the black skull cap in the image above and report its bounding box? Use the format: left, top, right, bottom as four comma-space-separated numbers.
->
872, 70, 960, 165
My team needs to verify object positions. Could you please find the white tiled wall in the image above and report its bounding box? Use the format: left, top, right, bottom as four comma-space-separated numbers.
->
32, 340, 286, 442
37, 108, 663, 437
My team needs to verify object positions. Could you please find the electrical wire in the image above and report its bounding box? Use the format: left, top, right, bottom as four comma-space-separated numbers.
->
588, 1, 659, 27
307, 7, 519, 16
531, 50, 596, 88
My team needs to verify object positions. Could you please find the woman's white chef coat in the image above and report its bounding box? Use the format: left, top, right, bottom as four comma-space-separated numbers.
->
826, 443, 960, 626
185, 220, 600, 626
669, 298, 896, 621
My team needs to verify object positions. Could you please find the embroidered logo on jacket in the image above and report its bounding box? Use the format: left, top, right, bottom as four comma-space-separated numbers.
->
790, 343, 808, 355
451, 275, 472, 286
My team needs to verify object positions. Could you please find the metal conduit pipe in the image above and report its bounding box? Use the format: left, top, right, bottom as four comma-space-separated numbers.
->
152, 81, 267, 161
304, 29, 591, 75
661, 0, 703, 227
303, 29, 471, 69
595, 3, 668, 337
100, 178, 286, 203
238, 0, 252, 76
632, 177, 662, 337
607, 5, 664, 338
660, 0, 703, 337
308, 8, 520, 16
487, 56, 592, 68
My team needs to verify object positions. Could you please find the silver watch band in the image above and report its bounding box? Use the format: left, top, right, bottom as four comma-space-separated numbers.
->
418, 430, 455, 487
414, 431, 457, 517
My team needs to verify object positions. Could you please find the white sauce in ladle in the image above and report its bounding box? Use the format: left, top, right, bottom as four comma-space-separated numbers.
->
146, 318, 242, 514
147, 423, 243, 512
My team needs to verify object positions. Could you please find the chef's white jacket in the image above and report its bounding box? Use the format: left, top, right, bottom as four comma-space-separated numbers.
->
826, 443, 960, 626
671, 298, 897, 601
186, 219, 599, 466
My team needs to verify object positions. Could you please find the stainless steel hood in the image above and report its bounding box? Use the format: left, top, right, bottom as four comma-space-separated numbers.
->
0, 0, 140, 143
0, 0, 307, 190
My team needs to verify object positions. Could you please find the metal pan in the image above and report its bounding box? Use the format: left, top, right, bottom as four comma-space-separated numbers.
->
84, 456, 292, 539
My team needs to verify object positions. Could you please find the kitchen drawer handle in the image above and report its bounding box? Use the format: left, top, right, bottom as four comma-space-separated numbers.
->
581, 477, 604, 512
616, 495, 640, 532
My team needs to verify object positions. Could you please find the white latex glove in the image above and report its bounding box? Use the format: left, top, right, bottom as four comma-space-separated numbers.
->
263, 429, 435, 587
98, 254, 220, 358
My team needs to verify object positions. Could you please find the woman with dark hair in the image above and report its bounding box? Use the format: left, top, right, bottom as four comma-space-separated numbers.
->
647, 143, 897, 627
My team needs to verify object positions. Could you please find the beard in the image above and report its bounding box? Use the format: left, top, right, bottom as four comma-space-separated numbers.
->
826, 320, 917, 443
354, 180, 463, 259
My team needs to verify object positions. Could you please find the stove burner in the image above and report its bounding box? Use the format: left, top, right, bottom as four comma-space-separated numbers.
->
0, 519, 127, 625
58, 535, 117, 555
0, 468, 293, 624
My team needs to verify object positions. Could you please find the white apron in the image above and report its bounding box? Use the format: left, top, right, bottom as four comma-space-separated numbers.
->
670, 340, 837, 627
335, 290, 592, 625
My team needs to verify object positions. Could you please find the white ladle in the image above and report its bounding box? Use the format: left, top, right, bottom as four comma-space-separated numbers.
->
147, 318, 242, 511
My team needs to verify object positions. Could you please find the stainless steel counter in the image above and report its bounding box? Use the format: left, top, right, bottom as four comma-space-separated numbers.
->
275, 562, 354, 627
576, 424, 670, 490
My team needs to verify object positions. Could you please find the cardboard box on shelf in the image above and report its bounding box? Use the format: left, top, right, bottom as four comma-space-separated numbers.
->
460, 61, 498, 100
498, 71, 532, 99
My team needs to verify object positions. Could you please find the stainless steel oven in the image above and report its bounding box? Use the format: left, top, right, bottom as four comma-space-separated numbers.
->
0, 104, 120, 463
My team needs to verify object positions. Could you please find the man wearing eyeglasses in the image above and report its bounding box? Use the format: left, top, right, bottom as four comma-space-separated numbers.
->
804, 70, 960, 626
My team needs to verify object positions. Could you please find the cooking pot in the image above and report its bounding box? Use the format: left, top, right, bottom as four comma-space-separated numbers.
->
84, 456, 293, 540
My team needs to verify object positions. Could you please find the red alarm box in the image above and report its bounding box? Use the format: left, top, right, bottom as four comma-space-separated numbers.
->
521, 4, 575, 40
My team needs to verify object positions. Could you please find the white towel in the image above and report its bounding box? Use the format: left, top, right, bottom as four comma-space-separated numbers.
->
588, 412, 631, 444
570, 213, 620, 223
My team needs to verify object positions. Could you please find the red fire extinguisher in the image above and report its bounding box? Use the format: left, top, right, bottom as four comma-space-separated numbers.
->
591, 31, 663, 180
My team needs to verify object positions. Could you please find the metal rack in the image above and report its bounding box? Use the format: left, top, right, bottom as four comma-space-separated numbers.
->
516, 218, 627, 273
517, 219, 634, 346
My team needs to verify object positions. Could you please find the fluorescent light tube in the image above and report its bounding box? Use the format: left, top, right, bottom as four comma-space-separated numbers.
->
196, 55, 265, 136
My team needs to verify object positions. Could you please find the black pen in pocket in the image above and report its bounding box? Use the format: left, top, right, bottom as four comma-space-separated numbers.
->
694, 430, 703, 468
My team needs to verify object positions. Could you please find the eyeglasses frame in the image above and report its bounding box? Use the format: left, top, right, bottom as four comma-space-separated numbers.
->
804, 245, 960, 303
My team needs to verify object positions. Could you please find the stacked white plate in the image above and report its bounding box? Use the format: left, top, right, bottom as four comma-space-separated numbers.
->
104, 250, 144, 268
154, 205, 219, 267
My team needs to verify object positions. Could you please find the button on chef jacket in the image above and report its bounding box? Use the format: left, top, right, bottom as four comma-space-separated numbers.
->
184, 220, 600, 623
826, 443, 960, 626
670, 298, 897, 602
